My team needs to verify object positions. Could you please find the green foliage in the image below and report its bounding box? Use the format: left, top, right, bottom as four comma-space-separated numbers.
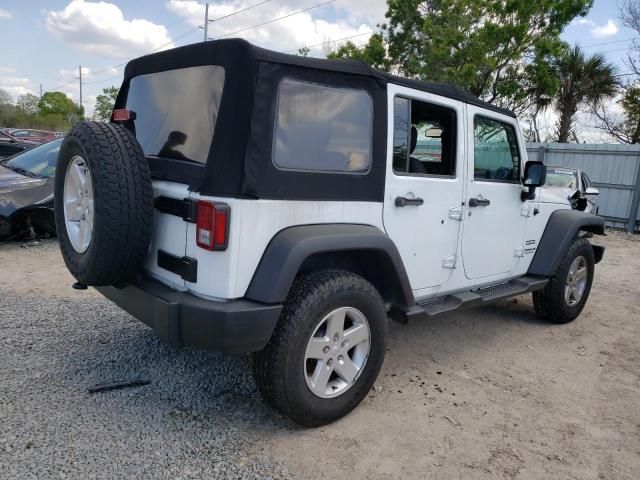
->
0, 89, 78, 132
620, 85, 640, 143
328, 0, 593, 114
296, 46, 310, 57
38, 91, 84, 121
327, 33, 389, 71
553, 46, 618, 143
93, 86, 119, 122
594, 84, 640, 144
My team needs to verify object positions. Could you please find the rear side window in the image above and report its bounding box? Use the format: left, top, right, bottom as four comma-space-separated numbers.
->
473, 116, 520, 182
273, 78, 373, 173
126, 65, 225, 164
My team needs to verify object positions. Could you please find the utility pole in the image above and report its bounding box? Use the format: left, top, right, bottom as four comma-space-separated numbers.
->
78, 65, 83, 107
39, 84, 43, 99
203, 3, 209, 42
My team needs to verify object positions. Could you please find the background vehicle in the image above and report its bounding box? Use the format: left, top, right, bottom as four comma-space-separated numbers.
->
542, 166, 600, 214
0, 130, 36, 159
0, 139, 61, 239
54, 39, 605, 427
9, 129, 57, 145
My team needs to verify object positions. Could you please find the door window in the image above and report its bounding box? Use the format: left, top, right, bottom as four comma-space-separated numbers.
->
581, 172, 591, 189
393, 96, 456, 176
473, 116, 520, 182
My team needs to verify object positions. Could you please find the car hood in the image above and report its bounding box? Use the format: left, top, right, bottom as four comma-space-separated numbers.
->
0, 164, 48, 191
0, 165, 53, 218
540, 186, 574, 205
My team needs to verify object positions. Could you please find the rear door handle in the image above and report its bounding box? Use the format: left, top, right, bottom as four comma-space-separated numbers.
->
468, 197, 490, 207
395, 196, 424, 207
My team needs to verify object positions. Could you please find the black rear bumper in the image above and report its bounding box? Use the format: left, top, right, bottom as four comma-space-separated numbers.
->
96, 276, 282, 354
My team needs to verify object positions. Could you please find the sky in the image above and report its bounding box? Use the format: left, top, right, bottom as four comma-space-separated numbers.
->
0, 0, 633, 123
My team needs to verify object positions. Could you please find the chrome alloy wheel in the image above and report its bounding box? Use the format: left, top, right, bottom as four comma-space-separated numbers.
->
304, 307, 371, 398
63, 155, 94, 253
565, 256, 588, 307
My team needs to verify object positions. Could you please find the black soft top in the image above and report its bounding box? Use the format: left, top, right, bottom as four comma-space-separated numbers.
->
116, 39, 515, 201
122, 38, 514, 118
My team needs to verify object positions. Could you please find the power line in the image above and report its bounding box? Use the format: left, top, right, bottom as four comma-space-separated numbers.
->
200, 0, 272, 31
211, 0, 337, 40
614, 71, 637, 78
84, 25, 202, 79
43, 0, 335, 96
601, 46, 636, 54
290, 31, 373, 53
84, 0, 274, 80
582, 37, 636, 48
83, 75, 122, 85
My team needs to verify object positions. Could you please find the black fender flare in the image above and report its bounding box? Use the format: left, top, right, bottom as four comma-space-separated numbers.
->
245, 224, 415, 306
528, 209, 605, 277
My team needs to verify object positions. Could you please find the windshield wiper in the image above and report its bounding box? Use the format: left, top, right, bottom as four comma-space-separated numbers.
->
4, 164, 38, 177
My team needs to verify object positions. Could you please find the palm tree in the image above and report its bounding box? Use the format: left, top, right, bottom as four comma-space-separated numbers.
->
553, 46, 618, 143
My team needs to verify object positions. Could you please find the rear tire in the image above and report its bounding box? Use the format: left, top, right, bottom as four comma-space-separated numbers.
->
54, 122, 153, 287
253, 269, 387, 427
533, 237, 595, 324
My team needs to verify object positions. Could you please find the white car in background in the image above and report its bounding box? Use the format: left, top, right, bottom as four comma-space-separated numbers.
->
543, 166, 600, 214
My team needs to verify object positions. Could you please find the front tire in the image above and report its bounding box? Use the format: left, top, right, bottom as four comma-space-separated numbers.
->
533, 237, 595, 324
253, 269, 387, 427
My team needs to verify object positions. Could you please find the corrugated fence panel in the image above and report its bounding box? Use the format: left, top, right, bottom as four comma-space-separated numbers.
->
527, 143, 640, 232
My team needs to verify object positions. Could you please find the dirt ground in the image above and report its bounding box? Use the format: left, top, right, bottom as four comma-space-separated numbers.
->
1, 232, 639, 479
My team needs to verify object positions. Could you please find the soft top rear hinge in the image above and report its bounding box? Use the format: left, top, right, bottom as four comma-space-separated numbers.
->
154, 196, 197, 223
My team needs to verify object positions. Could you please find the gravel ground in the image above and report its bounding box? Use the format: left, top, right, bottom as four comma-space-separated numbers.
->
1, 233, 639, 479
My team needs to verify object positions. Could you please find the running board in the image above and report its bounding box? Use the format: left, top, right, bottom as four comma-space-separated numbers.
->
393, 276, 548, 323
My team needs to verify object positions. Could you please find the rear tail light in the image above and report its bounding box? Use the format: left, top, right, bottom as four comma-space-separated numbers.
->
196, 201, 230, 251
112, 109, 136, 122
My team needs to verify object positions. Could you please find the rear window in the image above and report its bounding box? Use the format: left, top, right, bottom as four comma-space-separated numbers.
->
126, 65, 225, 164
273, 78, 373, 173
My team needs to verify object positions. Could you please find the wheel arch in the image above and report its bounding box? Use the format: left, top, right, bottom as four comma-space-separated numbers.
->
244, 224, 415, 308
528, 209, 605, 277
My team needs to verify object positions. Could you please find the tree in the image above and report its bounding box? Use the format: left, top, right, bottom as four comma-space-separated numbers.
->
16, 93, 39, 115
594, 84, 640, 144
296, 46, 310, 57
329, 0, 593, 114
38, 91, 83, 122
0, 88, 12, 105
327, 33, 389, 71
553, 46, 618, 143
621, 1, 640, 77
93, 86, 119, 121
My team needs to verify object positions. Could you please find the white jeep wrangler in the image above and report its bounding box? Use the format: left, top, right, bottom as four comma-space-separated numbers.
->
54, 39, 605, 427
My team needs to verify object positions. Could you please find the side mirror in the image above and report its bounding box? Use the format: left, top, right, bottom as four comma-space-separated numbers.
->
523, 161, 546, 187
521, 160, 547, 201
584, 187, 599, 196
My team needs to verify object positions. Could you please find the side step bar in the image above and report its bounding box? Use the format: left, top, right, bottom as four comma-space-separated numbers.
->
394, 276, 548, 322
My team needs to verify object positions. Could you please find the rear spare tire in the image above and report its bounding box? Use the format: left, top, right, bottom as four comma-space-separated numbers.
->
54, 121, 153, 286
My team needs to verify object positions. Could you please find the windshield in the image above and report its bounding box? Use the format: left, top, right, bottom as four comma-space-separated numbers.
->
4, 138, 62, 177
546, 168, 578, 189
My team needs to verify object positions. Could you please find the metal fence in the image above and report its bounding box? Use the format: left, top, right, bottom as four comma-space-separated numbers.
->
526, 143, 640, 233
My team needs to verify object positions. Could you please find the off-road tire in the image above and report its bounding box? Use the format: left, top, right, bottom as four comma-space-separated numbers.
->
54, 121, 153, 287
253, 269, 387, 427
533, 237, 595, 324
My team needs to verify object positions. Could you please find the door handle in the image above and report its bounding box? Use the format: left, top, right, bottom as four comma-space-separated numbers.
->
468, 197, 491, 207
395, 196, 424, 207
